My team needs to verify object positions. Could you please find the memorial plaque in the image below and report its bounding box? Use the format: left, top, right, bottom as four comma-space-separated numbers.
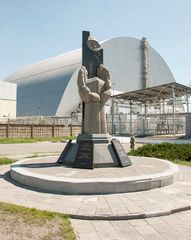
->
57, 139, 72, 164
111, 139, 132, 167
74, 140, 94, 169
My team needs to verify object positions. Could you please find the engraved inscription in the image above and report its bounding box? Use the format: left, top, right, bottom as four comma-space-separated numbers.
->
74, 140, 94, 169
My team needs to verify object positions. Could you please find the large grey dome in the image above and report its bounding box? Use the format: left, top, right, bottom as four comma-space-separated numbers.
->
4, 36, 175, 116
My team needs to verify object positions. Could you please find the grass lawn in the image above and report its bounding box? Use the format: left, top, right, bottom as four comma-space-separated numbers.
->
26, 153, 59, 158
0, 136, 76, 144
170, 159, 191, 167
0, 158, 16, 165
0, 201, 76, 240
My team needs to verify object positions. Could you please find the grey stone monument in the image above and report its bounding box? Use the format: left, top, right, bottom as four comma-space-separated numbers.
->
78, 64, 112, 134
58, 31, 132, 169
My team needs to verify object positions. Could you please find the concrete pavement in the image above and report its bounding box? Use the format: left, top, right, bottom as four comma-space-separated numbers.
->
1, 141, 191, 239
72, 210, 191, 239
1, 162, 191, 239
0, 141, 64, 157
0, 163, 191, 220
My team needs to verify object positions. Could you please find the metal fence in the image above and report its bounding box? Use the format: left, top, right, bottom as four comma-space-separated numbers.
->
107, 113, 185, 136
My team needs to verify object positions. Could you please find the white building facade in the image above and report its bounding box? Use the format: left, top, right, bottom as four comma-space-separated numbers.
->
0, 81, 17, 119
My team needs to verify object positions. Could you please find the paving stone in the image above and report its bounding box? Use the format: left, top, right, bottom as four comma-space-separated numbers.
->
129, 219, 148, 226
111, 222, 143, 239
142, 233, 167, 240
97, 229, 119, 240
111, 208, 129, 215
71, 220, 95, 233
161, 231, 189, 240
134, 225, 158, 235
146, 217, 166, 225
111, 220, 133, 230
95, 208, 111, 216
116, 230, 145, 240
151, 223, 176, 233
78, 202, 97, 215
160, 214, 180, 224
93, 221, 115, 231
77, 232, 101, 240
126, 205, 143, 213
184, 229, 191, 239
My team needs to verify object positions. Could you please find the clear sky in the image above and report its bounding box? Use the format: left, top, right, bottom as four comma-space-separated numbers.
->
0, 0, 191, 85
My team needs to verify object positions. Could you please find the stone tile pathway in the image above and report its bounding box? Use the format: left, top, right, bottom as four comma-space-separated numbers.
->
1, 164, 191, 220
72, 210, 191, 239
1, 141, 191, 239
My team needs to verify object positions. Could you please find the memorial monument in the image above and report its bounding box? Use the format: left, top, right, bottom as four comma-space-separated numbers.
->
10, 31, 179, 196
58, 31, 132, 169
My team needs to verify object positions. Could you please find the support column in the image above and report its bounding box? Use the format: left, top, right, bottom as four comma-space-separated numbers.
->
186, 92, 189, 113
130, 102, 133, 135
172, 84, 176, 135
162, 99, 166, 134
144, 103, 147, 135
111, 99, 115, 135
6, 119, 9, 138
187, 99, 189, 113
52, 125, 55, 138
119, 114, 121, 135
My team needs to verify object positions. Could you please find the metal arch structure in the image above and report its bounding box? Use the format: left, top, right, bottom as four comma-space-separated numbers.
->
110, 82, 191, 135
4, 36, 176, 117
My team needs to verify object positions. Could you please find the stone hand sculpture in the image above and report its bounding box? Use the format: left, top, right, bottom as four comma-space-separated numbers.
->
77, 64, 112, 134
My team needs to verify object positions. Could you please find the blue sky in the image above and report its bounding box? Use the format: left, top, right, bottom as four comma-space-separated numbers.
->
0, 0, 191, 85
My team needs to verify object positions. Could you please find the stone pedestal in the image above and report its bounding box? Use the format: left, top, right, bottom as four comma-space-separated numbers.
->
58, 134, 132, 169
77, 133, 111, 143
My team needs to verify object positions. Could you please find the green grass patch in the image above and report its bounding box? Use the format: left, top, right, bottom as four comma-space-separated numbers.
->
0, 136, 76, 144
129, 143, 191, 166
0, 201, 76, 240
170, 159, 191, 167
26, 153, 59, 158
0, 158, 16, 165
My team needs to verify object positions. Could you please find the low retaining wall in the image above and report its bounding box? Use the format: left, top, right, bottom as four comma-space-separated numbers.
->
0, 124, 81, 138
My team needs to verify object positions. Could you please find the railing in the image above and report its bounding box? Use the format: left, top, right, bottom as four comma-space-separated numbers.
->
106, 113, 185, 136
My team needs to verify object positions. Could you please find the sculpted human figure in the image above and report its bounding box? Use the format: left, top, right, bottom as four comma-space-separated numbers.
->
77, 64, 112, 134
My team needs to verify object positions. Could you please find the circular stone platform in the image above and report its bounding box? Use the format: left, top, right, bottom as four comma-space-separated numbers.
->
10, 156, 179, 194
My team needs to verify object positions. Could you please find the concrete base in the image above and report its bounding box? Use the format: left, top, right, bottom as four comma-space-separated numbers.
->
59, 134, 131, 168
10, 156, 179, 194
61, 142, 120, 168
77, 133, 111, 143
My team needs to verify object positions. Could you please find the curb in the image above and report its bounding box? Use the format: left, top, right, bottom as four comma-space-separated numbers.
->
69, 205, 191, 221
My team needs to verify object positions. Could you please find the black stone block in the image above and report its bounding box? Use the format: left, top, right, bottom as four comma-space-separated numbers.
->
111, 139, 132, 167
74, 140, 94, 169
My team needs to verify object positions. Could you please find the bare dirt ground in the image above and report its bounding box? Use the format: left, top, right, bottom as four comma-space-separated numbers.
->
0, 210, 70, 240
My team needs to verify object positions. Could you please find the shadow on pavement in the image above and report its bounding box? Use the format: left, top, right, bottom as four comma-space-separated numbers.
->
12, 162, 58, 169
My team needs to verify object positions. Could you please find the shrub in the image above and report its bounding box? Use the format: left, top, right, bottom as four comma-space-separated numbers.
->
129, 143, 191, 162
